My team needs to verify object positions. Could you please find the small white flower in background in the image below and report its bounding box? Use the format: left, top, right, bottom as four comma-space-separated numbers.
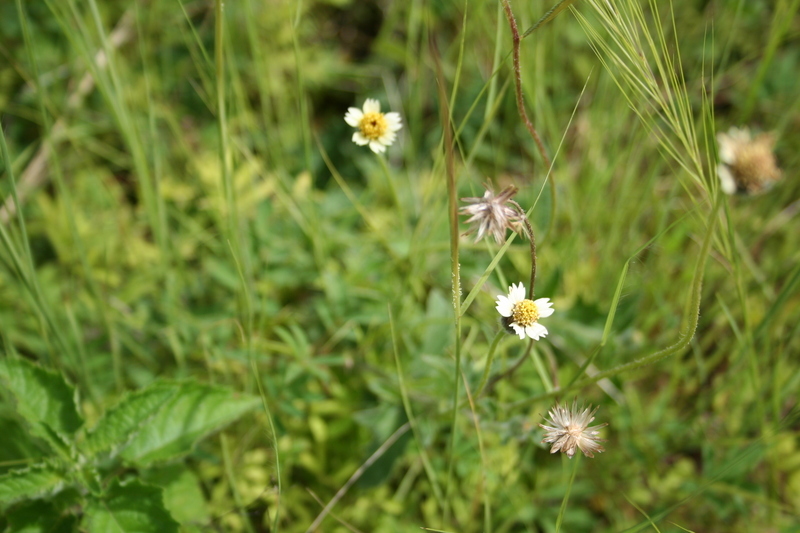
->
539, 400, 607, 459
717, 126, 782, 195
344, 98, 402, 154
495, 282, 554, 340
460, 184, 523, 244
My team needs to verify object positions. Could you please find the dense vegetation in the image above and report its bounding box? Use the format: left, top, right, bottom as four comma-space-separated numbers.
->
1, 0, 798, 531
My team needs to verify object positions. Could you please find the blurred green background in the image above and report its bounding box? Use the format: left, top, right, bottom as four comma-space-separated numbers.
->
1, 0, 799, 531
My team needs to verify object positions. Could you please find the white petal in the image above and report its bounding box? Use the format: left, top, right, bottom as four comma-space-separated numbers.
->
495, 297, 513, 317
717, 164, 736, 195
526, 323, 548, 340
369, 140, 386, 153
716, 135, 735, 164
352, 132, 370, 146
378, 131, 397, 146
534, 298, 555, 318
363, 98, 380, 113
385, 112, 403, 131
511, 323, 526, 339
344, 108, 363, 127
509, 283, 526, 303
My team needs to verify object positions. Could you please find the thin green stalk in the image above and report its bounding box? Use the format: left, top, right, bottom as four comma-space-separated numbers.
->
475, 330, 505, 398
17, 0, 124, 392
377, 153, 405, 224
432, 33, 461, 526
530, 345, 553, 392
220, 434, 256, 533
554, 454, 581, 533
460, 371, 491, 533
0, 116, 72, 368
484, 1, 504, 122
390, 306, 444, 505
740, 0, 800, 121
509, 200, 537, 298
522, 0, 582, 38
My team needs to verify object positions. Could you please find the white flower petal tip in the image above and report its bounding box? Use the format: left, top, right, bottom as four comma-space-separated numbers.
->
344, 99, 401, 152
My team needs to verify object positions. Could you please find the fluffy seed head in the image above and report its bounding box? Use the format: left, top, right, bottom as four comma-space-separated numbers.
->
539, 400, 607, 459
459, 184, 523, 244
717, 127, 782, 195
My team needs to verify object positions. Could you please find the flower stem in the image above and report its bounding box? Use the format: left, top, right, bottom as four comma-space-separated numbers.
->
501, 0, 557, 241
376, 153, 405, 224
554, 454, 581, 533
475, 330, 506, 397
432, 33, 461, 525
510, 200, 537, 299
530, 343, 553, 392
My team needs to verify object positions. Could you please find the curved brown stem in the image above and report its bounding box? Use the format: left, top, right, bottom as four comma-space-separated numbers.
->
500, 0, 551, 169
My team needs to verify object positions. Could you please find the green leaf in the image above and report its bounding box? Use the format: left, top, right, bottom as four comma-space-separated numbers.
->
119, 382, 260, 466
4, 498, 78, 533
84, 383, 178, 457
0, 415, 48, 470
0, 464, 67, 506
82, 479, 178, 533
0, 359, 82, 445
143, 465, 209, 524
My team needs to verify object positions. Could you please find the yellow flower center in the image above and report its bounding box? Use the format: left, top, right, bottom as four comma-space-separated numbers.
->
359, 112, 388, 141
512, 299, 539, 327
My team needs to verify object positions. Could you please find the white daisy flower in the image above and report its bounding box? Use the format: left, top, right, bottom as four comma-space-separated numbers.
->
539, 400, 607, 459
344, 98, 402, 154
495, 282, 554, 340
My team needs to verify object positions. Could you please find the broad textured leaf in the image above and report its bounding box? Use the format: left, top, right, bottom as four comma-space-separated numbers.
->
144, 465, 209, 524
0, 415, 48, 469
84, 383, 177, 457
0, 359, 82, 443
83, 479, 178, 533
0, 464, 67, 505
4, 498, 78, 533
119, 382, 260, 466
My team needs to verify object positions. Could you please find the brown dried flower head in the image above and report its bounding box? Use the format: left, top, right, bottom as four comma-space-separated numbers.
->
717, 127, 782, 195
459, 184, 523, 244
539, 400, 607, 459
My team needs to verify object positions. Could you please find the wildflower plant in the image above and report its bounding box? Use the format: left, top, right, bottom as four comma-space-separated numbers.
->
344, 98, 402, 154
496, 282, 554, 340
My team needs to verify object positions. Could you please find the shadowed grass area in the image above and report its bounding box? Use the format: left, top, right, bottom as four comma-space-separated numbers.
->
1, 0, 799, 531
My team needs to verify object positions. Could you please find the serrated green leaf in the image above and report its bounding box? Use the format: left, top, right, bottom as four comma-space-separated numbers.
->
119, 382, 260, 466
0, 359, 82, 444
82, 479, 178, 533
0, 464, 67, 506
84, 383, 178, 457
4, 498, 78, 533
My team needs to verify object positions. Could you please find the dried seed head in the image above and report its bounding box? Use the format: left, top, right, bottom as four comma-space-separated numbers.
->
460, 184, 523, 244
539, 400, 607, 459
717, 127, 782, 195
